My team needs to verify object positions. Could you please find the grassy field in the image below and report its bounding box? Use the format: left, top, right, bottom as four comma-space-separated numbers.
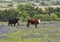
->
0, 22, 60, 42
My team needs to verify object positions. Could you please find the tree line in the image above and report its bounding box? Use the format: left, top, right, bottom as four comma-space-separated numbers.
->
0, 4, 60, 22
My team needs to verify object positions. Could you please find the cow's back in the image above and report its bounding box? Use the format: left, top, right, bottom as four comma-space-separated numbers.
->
8, 18, 19, 24
27, 19, 40, 24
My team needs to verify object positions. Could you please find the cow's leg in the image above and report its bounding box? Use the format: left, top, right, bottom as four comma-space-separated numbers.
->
35, 24, 37, 28
8, 23, 12, 26
27, 23, 29, 27
11, 24, 12, 26
14, 23, 16, 26
17, 22, 19, 25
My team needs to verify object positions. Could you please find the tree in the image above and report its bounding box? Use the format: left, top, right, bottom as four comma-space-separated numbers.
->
43, 14, 50, 21
55, 12, 60, 18
19, 11, 30, 22
45, 7, 55, 14
33, 14, 45, 20
0, 9, 20, 21
49, 13, 58, 21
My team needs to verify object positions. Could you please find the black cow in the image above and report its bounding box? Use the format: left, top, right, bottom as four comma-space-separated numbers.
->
8, 17, 19, 26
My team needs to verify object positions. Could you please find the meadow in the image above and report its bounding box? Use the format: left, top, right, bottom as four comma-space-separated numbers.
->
0, 21, 60, 42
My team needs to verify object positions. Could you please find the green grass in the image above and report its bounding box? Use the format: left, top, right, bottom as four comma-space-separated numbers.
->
0, 22, 60, 42
0, 27, 60, 42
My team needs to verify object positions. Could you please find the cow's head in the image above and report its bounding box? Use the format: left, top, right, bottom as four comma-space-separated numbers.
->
38, 19, 41, 24
15, 17, 19, 20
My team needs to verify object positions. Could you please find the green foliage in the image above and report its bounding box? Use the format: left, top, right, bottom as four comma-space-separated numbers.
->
33, 13, 58, 21
0, 9, 19, 21
49, 13, 58, 21
17, 4, 35, 18
33, 14, 45, 20
57, 18, 60, 21
55, 12, 60, 18
42, 13, 58, 21
0, 26, 60, 42
19, 11, 30, 22
0, 4, 60, 21
43, 14, 50, 21
0, 5, 4, 8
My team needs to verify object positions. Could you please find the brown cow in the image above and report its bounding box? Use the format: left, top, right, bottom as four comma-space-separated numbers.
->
27, 19, 40, 28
